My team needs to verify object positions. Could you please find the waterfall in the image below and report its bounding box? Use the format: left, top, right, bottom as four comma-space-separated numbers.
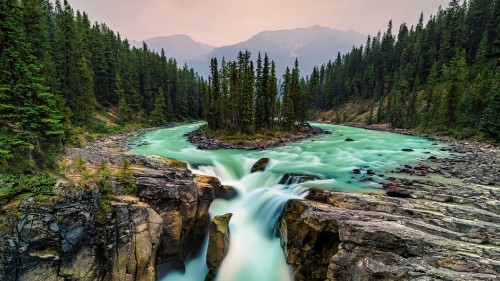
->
130, 123, 448, 281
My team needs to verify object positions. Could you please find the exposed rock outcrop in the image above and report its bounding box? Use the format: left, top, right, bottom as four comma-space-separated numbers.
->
280, 188, 500, 281
195, 175, 237, 200
0, 185, 165, 281
205, 213, 232, 281
0, 135, 217, 280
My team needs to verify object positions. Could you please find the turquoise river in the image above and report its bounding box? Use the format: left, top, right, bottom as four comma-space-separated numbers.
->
130, 123, 447, 281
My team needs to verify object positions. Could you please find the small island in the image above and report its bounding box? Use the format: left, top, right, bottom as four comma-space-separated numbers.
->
188, 123, 327, 150
194, 51, 327, 149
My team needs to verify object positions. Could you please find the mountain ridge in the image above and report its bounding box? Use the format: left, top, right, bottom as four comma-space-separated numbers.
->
133, 25, 366, 76
131, 34, 215, 65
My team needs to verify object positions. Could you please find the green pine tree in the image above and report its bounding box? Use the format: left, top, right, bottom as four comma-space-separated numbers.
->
0, 0, 63, 172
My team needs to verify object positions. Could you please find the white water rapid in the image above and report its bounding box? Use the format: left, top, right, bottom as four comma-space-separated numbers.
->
130, 123, 447, 281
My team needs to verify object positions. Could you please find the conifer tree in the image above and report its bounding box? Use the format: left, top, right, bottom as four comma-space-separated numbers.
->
281, 67, 295, 129
0, 0, 63, 171
240, 51, 254, 133
150, 87, 167, 125
268, 61, 278, 129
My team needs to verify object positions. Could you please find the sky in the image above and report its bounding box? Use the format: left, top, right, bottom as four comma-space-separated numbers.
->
66, 0, 452, 47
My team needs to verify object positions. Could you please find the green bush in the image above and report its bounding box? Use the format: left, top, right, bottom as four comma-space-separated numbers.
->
0, 174, 56, 199
118, 160, 136, 195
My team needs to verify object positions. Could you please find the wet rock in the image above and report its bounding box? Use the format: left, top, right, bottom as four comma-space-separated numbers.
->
251, 158, 270, 173
146, 155, 188, 169
279, 173, 321, 185
352, 169, 361, 174
360, 177, 374, 182
206, 213, 232, 281
281, 189, 500, 281
217, 185, 238, 200
402, 148, 414, 152
196, 175, 237, 200
195, 174, 223, 195
345, 138, 355, 142
386, 186, 412, 198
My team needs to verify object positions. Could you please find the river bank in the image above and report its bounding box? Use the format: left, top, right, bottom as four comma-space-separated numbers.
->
84, 123, 500, 281
279, 124, 499, 280
186, 124, 329, 150
341, 123, 498, 186
2, 123, 497, 280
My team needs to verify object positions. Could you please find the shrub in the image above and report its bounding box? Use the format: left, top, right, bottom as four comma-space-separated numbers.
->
0, 174, 56, 199
117, 160, 136, 195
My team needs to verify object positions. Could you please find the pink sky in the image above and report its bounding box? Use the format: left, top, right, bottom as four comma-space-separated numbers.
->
66, 0, 451, 47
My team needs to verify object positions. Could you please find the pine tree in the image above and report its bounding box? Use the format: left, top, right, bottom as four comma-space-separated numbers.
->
268, 61, 278, 129
240, 51, 254, 133
115, 73, 130, 123
281, 67, 295, 129
0, 0, 63, 171
480, 40, 500, 139
207, 57, 220, 130
442, 51, 468, 127
291, 59, 304, 124
150, 87, 167, 125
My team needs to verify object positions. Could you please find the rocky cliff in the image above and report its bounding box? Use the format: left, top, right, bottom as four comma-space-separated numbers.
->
279, 139, 500, 281
0, 135, 219, 281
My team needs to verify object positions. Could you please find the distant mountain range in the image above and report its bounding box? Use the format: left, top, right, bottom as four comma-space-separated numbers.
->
131, 35, 215, 65
132, 25, 366, 77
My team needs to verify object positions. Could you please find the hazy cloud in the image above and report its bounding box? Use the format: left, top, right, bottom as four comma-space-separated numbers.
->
66, 0, 451, 46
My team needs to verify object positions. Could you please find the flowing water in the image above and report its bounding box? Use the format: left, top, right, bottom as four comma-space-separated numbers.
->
130, 123, 447, 281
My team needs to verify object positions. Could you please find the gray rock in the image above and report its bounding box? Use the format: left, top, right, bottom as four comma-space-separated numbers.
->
205, 213, 232, 281
280, 188, 500, 281
251, 158, 270, 173
0, 139, 217, 281
279, 173, 322, 185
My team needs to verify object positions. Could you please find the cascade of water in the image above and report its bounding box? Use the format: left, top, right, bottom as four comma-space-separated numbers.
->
130, 123, 448, 281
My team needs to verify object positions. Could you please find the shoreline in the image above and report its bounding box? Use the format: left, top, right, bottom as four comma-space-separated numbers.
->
186, 125, 330, 150
73, 121, 498, 279
338, 122, 498, 186
85, 122, 498, 186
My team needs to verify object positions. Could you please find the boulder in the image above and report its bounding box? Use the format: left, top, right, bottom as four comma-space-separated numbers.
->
386, 186, 412, 198
251, 158, 270, 173
345, 138, 355, 142
217, 185, 238, 200
280, 188, 500, 281
279, 173, 321, 185
205, 213, 232, 281
195, 174, 223, 195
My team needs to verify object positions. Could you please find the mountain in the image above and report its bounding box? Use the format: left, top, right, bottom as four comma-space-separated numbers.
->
131, 35, 215, 65
187, 25, 366, 77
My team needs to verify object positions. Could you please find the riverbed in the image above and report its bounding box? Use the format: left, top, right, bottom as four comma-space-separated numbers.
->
130, 123, 449, 281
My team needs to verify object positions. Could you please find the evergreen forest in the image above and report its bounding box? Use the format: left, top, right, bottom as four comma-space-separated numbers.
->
304, 0, 500, 139
0, 0, 206, 172
1, 0, 499, 175
205, 52, 308, 134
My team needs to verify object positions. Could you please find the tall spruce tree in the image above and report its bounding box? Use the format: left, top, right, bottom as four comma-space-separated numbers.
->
0, 0, 63, 171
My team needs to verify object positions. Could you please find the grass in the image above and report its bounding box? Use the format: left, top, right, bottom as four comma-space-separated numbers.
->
202, 125, 299, 146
